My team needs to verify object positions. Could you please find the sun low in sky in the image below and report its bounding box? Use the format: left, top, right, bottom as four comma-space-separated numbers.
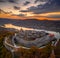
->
0, 0, 60, 20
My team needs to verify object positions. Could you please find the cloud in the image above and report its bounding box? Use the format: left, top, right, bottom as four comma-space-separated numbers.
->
35, 0, 48, 3
47, 15, 60, 18
20, 10, 29, 12
6, 11, 12, 14
17, 14, 25, 16
23, 1, 30, 5
14, 6, 20, 10
0, 0, 5, 2
8, 0, 16, 3
20, 6, 37, 13
21, 0, 60, 14
0, 9, 7, 14
0, 0, 8, 2
0, 0, 19, 3
12, 14, 26, 17
0, 9, 12, 14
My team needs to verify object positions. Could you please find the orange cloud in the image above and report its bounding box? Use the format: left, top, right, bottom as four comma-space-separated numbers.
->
39, 12, 60, 17
0, 11, 60, 20
0, 13, 26, 20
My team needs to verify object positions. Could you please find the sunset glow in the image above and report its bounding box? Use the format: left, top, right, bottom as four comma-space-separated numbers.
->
2, 24, 34, 30
0, 11, 60, 20
0, 0, 60, 20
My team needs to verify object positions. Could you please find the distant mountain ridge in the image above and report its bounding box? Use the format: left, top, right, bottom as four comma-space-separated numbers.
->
0, 18, 60, 32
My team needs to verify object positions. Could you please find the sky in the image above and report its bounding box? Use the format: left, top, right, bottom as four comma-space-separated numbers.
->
0, 0, 60, 20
